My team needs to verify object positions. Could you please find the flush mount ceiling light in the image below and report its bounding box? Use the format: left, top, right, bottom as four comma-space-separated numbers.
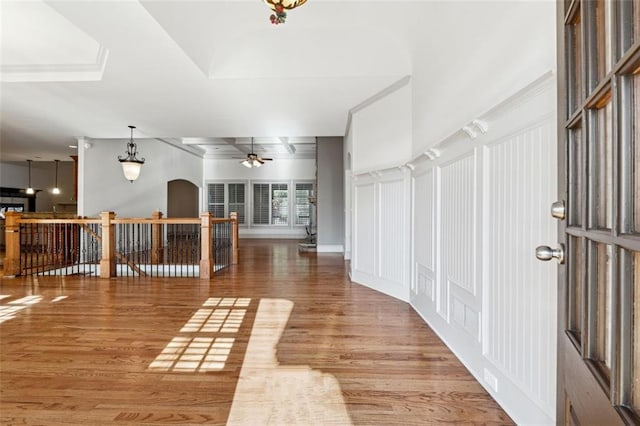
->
118, 125, 145, 182
26, 159, 34, 195
264, 0, 307, 25
241, 138, 272, 168
52, 159, 61, 194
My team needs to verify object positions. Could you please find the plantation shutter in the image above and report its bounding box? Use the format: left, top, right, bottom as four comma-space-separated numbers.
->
253, 183, 270, 224
207, 183, 225, 218
295, 183, 313, 225
271, 183, 288, 225
228, 183, 245, 224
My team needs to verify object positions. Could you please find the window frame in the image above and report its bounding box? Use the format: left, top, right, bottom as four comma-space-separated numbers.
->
206, 181, 248, 226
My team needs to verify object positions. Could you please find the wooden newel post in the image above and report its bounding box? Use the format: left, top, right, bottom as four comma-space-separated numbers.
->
230, 212, 238, 265
200, 212, 213, 280
151, 211, 163, 265
4, 211, 22, 276
99, 211, 116, 278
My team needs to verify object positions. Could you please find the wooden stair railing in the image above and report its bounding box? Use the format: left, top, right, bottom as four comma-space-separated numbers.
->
80, 223, 147, 277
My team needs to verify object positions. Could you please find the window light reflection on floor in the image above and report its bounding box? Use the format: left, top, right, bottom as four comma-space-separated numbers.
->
0, 295, 44, 323
149, 297, 251, 373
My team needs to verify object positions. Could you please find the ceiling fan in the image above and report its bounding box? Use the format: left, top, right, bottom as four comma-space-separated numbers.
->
240, 138, 272, 168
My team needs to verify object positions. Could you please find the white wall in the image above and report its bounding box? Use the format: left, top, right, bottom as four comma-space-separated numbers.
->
352, 82, 412, 174
80, 139, 202, 217
411, 1, 556, 155
204, 158, 315, 238
1, 160, 76, 212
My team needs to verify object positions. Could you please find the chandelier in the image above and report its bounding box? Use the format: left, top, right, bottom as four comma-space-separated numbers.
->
264, 0, 308, 25
118, 125, 145, 182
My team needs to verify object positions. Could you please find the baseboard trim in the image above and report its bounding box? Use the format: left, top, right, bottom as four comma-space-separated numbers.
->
316, 244, 344, 253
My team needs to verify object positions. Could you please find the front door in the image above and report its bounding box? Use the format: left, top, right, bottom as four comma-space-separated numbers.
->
553, 0, 640, 424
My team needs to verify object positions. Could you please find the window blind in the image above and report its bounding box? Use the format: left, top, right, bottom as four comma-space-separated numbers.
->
295, 183, 313, 226
228, 183, 245, 224
253, 183, 270, 225
207, 183, 225, 218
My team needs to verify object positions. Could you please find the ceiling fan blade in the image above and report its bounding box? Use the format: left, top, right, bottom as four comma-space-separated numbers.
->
260, 157, 273, 161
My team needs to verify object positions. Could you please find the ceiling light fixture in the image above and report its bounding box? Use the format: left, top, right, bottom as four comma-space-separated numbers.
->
118, 125, 145, 182
241, 138, 272, 168
264, 0, 307, 25
52, 160, 61, 194
26, 159, 35, 195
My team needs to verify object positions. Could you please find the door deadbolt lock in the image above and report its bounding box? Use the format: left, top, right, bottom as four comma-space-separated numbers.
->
535, 244, 565, 264
551, 200, 565, 220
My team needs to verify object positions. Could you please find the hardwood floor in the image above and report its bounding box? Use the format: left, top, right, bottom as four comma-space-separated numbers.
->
0, 239, 513, 425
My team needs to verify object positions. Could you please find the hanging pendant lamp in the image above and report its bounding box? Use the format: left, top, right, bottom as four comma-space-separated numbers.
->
118, 125, 145, 182
26, 159, 35, 195
52, 159, 61, 194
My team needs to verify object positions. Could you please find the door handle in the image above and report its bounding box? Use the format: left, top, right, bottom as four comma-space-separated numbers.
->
535, 244, 565, 264
551, 200, 565, 220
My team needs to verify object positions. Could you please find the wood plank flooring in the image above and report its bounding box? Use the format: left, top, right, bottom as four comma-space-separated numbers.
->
0, 239, 513, 425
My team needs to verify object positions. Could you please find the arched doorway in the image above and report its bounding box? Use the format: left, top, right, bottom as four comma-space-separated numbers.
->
167, 179, 198, 217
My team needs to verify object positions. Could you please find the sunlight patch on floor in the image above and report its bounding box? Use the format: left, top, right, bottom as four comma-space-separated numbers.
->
227, 298, 352, 426
148, 297, 251, 373
149, 336, 236, 372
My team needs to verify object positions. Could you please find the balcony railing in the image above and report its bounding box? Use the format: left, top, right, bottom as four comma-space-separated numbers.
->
3, 211, 238, 279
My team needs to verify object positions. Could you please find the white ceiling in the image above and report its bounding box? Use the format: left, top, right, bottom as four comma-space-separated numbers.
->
0, 0, 547, 162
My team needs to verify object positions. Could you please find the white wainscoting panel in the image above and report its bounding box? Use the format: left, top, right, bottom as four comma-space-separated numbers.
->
483, 121, 557, 416
412, 170, 436, 307
440, 153, 477, 319
352, 171, 410, 302
379, 179, 405, 285
353, 183, 375, 275
409, 75, 557, 425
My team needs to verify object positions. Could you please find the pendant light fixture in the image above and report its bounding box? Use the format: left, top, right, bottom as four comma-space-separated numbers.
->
52, 160, 61, 194
264, 0, 307, 24
26, 159, 35, 195
118, 125, 145, 182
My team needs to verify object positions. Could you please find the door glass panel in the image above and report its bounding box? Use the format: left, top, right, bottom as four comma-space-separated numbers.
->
596, 0, 613, 80
594, 243, 613, 377
594, 97, 613, 229
634, 72, 640, 233
569, 236, 583, 344
569, 127, 583, 226
633, 0, 640, 47
568, 12, 582, 114
632, 251, 640, 413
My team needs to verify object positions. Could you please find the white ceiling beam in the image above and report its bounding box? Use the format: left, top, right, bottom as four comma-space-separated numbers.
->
222, 138, 250, 154
278, 137, 296, 154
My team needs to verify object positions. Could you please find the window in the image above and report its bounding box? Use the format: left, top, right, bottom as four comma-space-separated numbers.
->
253, 183, 289, 225
228, 183, 245, 224
207, 183, 246, 224
207, 183, 225, 218
295, 183, 314, 226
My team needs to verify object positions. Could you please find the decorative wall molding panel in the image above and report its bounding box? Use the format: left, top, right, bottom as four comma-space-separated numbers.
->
352, 170, 410, 302
410, 75, 557, 425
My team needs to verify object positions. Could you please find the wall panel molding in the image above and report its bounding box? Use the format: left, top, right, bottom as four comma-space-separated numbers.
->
410, 76, 557, 425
